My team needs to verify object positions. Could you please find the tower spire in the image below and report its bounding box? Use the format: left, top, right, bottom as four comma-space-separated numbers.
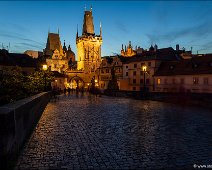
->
76, 24, 78, 38
58, 28, 59, 34
100, 22, 102, 37
90, 5, 92, 12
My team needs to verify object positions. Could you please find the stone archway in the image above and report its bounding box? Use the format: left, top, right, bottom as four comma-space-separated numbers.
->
67, 76, 85, 89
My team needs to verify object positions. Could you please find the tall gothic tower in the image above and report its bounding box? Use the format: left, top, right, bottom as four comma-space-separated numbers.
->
76, 7, 102, 73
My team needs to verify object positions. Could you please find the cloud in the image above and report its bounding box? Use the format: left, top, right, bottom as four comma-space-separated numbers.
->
146, 21, 212, 44
115, 21, 129, 34
0, 31, 44, 46
16, 42, 43, 49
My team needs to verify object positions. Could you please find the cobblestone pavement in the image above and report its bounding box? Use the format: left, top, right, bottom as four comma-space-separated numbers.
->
15, 93, 212, 169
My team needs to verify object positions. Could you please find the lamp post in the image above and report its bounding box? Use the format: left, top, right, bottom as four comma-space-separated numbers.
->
142, 65, 147, 92
42, 64, 48, 91
95, 79, 98, 87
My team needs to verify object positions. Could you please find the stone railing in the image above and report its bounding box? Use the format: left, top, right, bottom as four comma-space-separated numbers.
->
0, 92, 51, 169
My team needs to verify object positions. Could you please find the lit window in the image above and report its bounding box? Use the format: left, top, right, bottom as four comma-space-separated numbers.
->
193, 77, 199, 84
157, 78, 161, 85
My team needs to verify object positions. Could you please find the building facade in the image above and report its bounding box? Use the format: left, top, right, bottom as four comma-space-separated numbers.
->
154, 55, 212, 93
97, 56, 124, 90
76, 7, 102, 73
44, 32, 75, 73
121, 47, 181, 92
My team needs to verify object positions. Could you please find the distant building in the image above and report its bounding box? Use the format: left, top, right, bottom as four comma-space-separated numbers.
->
154, 54, 212, 93
0, 49, 37, 74
120, 41, 137, 57
24, 50, 42, 58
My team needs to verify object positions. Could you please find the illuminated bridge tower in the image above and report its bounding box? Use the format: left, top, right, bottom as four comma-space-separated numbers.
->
76, 7, 103, 73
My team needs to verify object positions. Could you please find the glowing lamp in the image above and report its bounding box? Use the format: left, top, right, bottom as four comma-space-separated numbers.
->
43, 64, 48, 71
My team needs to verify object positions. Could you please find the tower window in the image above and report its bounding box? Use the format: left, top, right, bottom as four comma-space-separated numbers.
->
157, 78, 161, 85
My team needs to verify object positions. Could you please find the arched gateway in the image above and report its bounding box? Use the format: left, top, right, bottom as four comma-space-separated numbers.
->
68, 76, 85, 89
65, 70, 97, 90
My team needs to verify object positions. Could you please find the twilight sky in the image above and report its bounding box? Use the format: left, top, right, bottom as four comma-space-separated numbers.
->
0, 1, 212, 58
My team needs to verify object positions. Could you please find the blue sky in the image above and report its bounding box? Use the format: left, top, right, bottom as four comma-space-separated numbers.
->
0, 1, 212, 58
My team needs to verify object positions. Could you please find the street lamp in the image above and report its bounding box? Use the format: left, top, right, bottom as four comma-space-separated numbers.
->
142, 65, 147, 92
55, 79, 58, 88
42, 64, 48, 91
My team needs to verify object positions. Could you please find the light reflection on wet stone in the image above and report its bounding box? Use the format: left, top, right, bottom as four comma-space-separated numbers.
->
15, 94, 212, 169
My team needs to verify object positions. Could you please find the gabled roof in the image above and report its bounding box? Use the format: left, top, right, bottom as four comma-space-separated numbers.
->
154, 55, 212, 76
124, 47, 181, 64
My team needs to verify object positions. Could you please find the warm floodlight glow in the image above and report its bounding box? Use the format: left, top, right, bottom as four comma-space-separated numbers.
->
95, 79, 98, 83
142, 65, 147, 72
43, 64, 48, 71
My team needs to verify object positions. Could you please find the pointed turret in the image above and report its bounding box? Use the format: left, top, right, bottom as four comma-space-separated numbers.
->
82, 7, 94, 35
63, 40, 67, 52
76, 25, 79, 38
129, 41, 132, 48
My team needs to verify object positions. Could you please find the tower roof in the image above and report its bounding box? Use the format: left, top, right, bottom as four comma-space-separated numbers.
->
44, 32, 63, 56
82, 10, 94, 35
46, 33, 61, 51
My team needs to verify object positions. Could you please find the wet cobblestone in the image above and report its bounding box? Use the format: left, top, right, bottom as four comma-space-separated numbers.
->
15, 93, 212, 169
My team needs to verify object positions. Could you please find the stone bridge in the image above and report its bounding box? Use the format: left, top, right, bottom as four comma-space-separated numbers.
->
14, 93, 212, 169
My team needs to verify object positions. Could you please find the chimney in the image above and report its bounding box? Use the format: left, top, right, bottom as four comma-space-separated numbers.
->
176, 44, 179, 51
